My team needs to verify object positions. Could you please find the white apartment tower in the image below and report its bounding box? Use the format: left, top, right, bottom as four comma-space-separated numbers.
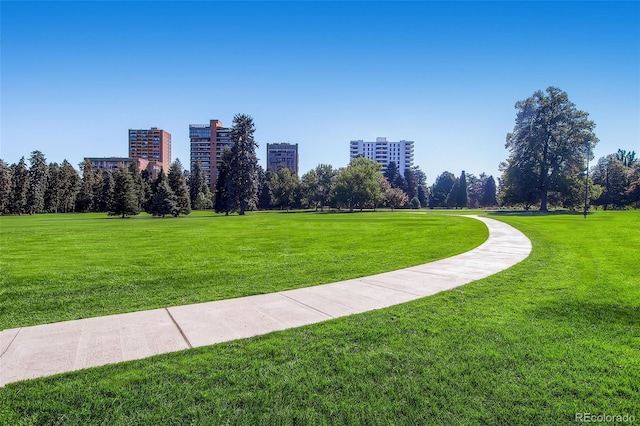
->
349, 137, 414, 172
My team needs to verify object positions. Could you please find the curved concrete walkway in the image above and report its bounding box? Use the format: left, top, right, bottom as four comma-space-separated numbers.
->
0, 215, 531, 386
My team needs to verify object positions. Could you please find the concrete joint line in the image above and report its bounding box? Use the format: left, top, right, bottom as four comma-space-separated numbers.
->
278, 293, 335, 319
165, 308, 193, 349
0, 328, 21, 359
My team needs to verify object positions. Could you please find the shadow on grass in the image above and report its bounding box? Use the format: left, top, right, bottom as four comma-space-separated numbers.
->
531, 299, 640, 327
488, 210, 591, 217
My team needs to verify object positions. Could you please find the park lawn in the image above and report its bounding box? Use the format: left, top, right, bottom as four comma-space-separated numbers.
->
0, 211, 487, 329
1, 211, 638, 424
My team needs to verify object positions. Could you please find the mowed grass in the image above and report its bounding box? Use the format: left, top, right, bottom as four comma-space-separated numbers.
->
0, 211, 487, 329
1, 211, 638, 424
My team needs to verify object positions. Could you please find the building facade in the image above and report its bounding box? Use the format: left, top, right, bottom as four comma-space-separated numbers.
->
84, 157, 150, 172
128, 128, 171, 176
266, 143, 299, 175
349, 137, 414, 172
189, 119, 233, 188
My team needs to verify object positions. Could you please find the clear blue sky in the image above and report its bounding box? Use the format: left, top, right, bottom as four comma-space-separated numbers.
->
1, 1, 638, 182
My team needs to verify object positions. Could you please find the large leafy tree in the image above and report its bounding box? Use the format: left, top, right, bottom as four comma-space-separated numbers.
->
592, 152, 636, 209
501, 86, 598, 211
109, 165, 138, 218
0, 160, 13, 214
225, 114, 260, 215
27, 150, 48, 214
168, 159, 191, 216
268, 167, 299, 210
300, 164, 337, 211
331, 157, 384, 211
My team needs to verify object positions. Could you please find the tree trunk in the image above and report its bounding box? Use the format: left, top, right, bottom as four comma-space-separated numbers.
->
539, 188, 548, 212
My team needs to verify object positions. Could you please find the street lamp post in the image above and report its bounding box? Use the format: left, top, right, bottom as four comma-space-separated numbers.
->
583, 138, 590, 219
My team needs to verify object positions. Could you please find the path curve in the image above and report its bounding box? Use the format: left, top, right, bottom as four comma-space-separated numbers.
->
0, 215, 531, 386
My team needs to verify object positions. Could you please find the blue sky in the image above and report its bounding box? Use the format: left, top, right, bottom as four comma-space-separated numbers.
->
1, 1, 638, 182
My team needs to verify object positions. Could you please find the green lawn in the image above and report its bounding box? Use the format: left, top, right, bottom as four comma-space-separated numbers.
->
0, 211, 487, 329
1, 211, 638, 425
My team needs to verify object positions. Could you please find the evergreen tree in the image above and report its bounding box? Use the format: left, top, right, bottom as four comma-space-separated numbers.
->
78, 159, 97, 212
27, 150, 48, 214
403, 168, 418, 202
257, 166, 271, 210
9, 157, 29, 215
109, 165, 138, 218
59, 160, 81, 213
225, 114, 260, 215
98, 170, 114, 212
446, 178, 460, 208
140, 170, 154, 212
384, 161, 401, 187
44, 163, 62, 213
149, 170, 178, 217
168, 159, 191, 216
188, 160, 212, 210
429, 171, 456, 208
480, 176, 498, 207
214, 148, 233, 214
0, 160, 12, 214
456, 170, 469, 208
128, 161, 146, 213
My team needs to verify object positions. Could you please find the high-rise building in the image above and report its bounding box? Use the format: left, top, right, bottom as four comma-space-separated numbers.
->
128, 128, 171, 177
349, 137, 414, 172
189, 119, 233, 188
266, 143, 299, 175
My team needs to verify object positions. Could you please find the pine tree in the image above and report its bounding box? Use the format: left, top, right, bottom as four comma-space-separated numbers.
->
98, 170, 114, 212
59, 160, 81, 213
9, 157, 29, 215
189, 160, 212, 210
0, 160, 13, 214
27, 150, 48, 214
214, 148, 232, 214
44, 163, 62, 213
109, 165, 138, 218
480, 176, 498, 207
168, 159, 191, 216
456, 170, 469, 208
149, 170, 178, 218
78, 159, 96, 212
128, 161, 146, 213
226, 114, 259, 215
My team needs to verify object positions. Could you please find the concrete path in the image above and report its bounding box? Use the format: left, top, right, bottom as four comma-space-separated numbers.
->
0, 215, 531, 387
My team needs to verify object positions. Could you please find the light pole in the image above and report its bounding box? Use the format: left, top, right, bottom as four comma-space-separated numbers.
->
583, 138, 590, 219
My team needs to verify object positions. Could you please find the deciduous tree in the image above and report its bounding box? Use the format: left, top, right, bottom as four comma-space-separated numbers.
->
501, 86, 598, 211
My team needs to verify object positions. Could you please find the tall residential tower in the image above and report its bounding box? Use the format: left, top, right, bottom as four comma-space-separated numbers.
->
266, 143, 299, 175
349, 137, 414, 172
189, 119, 233, 188
128, 127, 171, 177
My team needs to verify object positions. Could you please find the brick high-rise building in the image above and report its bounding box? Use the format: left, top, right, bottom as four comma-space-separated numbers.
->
128, 128, 171, 177
189, 119, 233, 188
266, 143, 299, 175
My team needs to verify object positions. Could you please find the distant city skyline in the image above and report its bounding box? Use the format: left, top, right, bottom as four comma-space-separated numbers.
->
1, 1, 638, 183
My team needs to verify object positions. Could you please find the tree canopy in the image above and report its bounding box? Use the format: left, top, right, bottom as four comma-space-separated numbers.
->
500, 87, 598, 211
